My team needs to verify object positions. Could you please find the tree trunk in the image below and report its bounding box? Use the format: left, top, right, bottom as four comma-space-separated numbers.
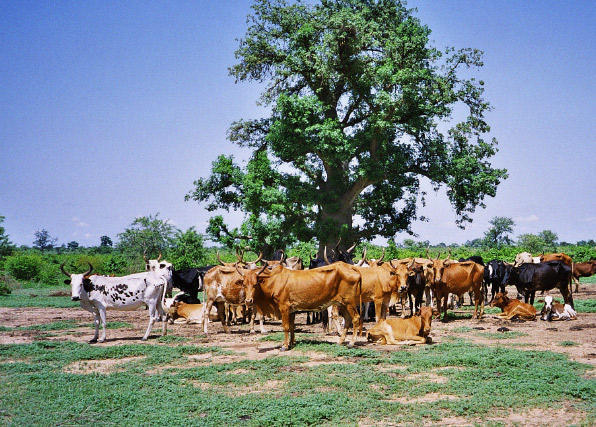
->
318, 199, 355, 254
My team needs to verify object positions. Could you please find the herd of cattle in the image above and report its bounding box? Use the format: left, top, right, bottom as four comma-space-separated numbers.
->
60, 244, 596, 351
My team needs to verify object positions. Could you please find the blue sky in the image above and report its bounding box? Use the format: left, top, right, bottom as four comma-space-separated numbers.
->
1, 1, 594, 247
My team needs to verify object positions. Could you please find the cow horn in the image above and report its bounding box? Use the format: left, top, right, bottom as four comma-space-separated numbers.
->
216, 250, 225, 266
323, 246, 331, 265
346, 242, 356, 254
408, 259, 415, 269
235, 264, 245, 277
334, 237, 341, 251
425, 246, 430, 259
257, 262, 268, 276
157, 252, 162, 262
251, 251, 263, 264
143, 249, 148, 264
357, 247, 367, 266
280, 249, 286, 263
84, 262, 93, 277
435, 252, 441, 261
60, 263, 71, 277
389, 259, 398, 270
446, 248, 451, 260
377, 248, 385, 265
235, 248, 244, 263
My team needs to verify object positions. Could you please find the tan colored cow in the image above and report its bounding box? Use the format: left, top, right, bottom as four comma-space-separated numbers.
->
431, 260, 485, 321
490, 293, 536, 320
238, 262, 363, 351
167, 302, 205, 324
366, 306, 433, 345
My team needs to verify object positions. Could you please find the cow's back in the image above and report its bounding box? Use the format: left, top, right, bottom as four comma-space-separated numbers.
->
440, 262, 483, 296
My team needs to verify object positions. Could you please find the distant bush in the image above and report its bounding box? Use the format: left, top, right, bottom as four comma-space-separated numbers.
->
37, 263, 62, 286
0, 273, 18, 295
5, 254, 43, 280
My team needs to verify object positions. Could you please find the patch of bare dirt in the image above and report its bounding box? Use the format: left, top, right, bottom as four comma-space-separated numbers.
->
388, 393, 461, 404
486, 404, 588, 426
64, 356, 145, 374
405, 372, 448, 384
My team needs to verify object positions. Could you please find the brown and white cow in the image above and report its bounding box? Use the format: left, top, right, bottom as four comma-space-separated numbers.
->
540, 295, 577, 321
490, 292, 536, 320
366, 306, 433, 345
239, 262, 363, 351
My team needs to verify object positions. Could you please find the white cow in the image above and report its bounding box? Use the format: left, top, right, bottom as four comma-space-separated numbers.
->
62, 260, 172, 343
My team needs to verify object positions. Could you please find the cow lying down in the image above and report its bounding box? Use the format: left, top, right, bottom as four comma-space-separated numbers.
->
490, 292, 536, 321
167, 301, 221, 324
367, 306, 433, 345
540, 296, 577, 321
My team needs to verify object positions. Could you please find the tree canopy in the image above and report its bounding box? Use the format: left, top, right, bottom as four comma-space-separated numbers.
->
117, 213, 177, 258
483, 216, 515, 248
33, 229, 57, 252
187, 0, 507, 254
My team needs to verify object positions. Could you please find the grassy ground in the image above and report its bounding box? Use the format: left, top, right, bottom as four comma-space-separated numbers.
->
0, 337, 594, 425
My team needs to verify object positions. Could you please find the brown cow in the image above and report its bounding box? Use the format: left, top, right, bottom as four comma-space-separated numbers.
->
167, 302, 205, 324
366, 306, 433, 345
353, 261, 401, 323
490, 292, 536, 320
431, 260, 485, 321
540, 252, 573, 266
202, 264, 266, 335
572, 261, 596, 292
239, 262, 363, 351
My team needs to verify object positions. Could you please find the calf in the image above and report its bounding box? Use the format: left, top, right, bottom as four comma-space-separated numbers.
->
490, 292, 536, 320
167, 301, 205, 324
540, 295, 577, 321
366, 306, 433, 345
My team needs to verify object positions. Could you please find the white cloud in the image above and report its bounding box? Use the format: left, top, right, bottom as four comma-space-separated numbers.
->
84, 233, 91, 238
514, 214, 539, 223
71, 217, 89, 227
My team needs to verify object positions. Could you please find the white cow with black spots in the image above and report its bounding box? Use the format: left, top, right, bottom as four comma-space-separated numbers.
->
62, 259, 173, 343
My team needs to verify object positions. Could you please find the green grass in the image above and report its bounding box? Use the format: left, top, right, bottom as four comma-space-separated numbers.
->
0, 339, 593, 425
559, 341, 580, 347
0, 320, 133, 332
477, 331, 529, 340
0, 287, 78, 308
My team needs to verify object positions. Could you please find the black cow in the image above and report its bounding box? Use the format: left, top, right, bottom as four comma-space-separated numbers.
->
171, 266, 215, 303
458, 256, 485, 265
485, 260, 513, 302
508, 261, 573, 307
406, 263, 426, 316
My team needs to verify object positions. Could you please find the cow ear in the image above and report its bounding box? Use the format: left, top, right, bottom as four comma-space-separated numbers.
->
64, 279, 71, 285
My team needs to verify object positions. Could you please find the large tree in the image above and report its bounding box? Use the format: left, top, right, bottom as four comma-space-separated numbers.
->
117, 213, 177, 258
483, 216, 515, 248
187, 0, 507, 253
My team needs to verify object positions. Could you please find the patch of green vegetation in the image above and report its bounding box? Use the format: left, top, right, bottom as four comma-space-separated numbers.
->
477, 331, 528, 340
452, 326, 474, 333
559, 341, 579, 347
574, 299, 596, 313
0, 320, 133, 332
157, 335, 190, 343
0, 287, 78, 308
0, 339, 593, 425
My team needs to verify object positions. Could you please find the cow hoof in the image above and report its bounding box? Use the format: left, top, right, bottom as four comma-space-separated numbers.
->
98, 339, 105, 343
425, 336, 433, 344
89, 338, 98, 344
141, 337, 148, 341
347, 342, 354, 348
280, 346, 288, 352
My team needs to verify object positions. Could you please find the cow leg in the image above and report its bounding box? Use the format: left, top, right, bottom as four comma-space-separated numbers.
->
90, 308, 100, 343
142, 301, 157, 341
344, 304, 361, 347
202, 299, 214, 334
560, 283, 574, 309
424, 286, 433, 307
280, 307, 291, 351
289, 312, 296, 347
441, 295, 449, 322
336, 305, 350, 346
97, 306, 107, 343
258, 310, 267, 334
216, 301, 229, 334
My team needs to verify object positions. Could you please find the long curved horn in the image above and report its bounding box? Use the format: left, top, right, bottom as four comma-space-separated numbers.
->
356, 247, 367, 266
446, 248, 451, 260
143, 249, 148, 264
84, 262, 93, 277
235, 248, 243, 263
389, 259, 398, 270
323, 246, 331, 265
280, 249, 286, 263
377, 248, 386, 265
60, 263, 71, 277
235, 264, 245, 277
310, 251, 316, 262
425, 246, 430, 259
334, 237, 341, 251
346, 242, 357, 254
435, 252, 441, 261
252, 251, 263, 264
408, 259, 415, 269
256, 261, 269, 276
157, 252, 162, 262
216, 250, 225, 266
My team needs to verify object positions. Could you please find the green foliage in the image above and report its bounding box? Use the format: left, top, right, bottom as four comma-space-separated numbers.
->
483, 216, 514, 248
32, 228, 58, 251
573, 299, 596, 313
538, 229, 559, 250
188, 0, 507, 250
166, 227, 207, 269
100, 235, 113, 247
559, 341, 579, 347
517, 230, 559, 254
117, 213, 177, 259
5, 254, 44, 280
0, 273, 16, 295
0, 215, 15, 257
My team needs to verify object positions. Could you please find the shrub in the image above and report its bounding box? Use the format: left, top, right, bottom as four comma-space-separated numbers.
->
103, 254, 128, 275
37, 263, 62, 286
5, 254, 43, 280
0, 273, 18, 295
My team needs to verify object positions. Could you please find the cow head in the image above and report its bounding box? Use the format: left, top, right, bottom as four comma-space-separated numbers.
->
61, 263, 93, 301
236, 262, 275, 305
418, 306, 433, 337
490, 292, 509, 309
430, 254, 449, 285
388, 259, 414, 293
540, 295, 555, 321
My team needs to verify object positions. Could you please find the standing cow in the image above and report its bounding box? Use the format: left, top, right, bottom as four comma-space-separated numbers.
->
63, 259, 173, 343
508, 261, 573, 307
